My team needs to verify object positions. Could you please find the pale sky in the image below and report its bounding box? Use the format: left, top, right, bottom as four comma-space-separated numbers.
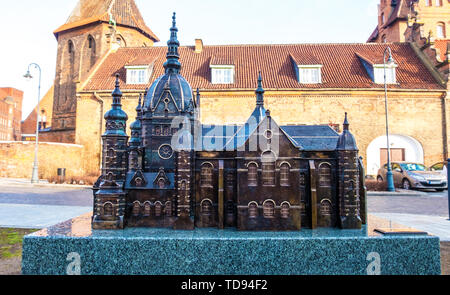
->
0, 0, 379, 120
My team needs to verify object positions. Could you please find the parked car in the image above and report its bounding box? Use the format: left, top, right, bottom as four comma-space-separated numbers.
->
377, 161, 447, 192
429, 162, 448, 178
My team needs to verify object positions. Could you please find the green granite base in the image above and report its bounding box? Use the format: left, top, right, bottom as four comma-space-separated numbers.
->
21, 213, 441, 275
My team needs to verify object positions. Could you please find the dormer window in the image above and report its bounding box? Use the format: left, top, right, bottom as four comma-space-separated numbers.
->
297, 65, 322, 84
125, 65, 152, 85
356, 52, 397, 85
373, 64, 397, 84
211, 65, 234, 84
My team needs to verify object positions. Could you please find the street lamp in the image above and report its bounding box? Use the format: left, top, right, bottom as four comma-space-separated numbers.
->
24, 63, 42, 184
383, 47, 395, 192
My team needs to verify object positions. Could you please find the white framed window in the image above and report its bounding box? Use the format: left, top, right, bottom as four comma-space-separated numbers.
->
435, 0, 442, 7
211, 65, 234, 84
125, 66, 152, 85
437, 23, 446, 38
373, 64, 397, 84
298, 65, 322, 84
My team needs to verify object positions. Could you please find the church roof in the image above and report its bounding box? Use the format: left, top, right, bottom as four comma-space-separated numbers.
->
54, 0, 159, 42
83, 43, 443, 91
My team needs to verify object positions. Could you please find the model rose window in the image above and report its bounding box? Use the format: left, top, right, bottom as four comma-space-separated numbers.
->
280, 163, 290, 186
201, 163, 213, 187
248, 163, 258, 186
263, 201, 275, 218
319, 163, 332, 187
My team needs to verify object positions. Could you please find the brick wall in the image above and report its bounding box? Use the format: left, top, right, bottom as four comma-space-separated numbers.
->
0, 88, 23, 141
0, 141, 87, 180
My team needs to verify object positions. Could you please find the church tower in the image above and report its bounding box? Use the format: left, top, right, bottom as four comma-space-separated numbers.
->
336, 113, 362, 229
50, 0, 159, 143
141, 13, 196, 229
92, 74, 129, 229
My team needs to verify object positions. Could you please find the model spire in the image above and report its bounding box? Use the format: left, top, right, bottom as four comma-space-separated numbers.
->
255, 72, 265, 107
112, 74, 123, 107
163, 12, 181, 74
343, 112, 349, 131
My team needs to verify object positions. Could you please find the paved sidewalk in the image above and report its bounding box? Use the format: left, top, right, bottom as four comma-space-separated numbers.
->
372, 213, 450, 241
0, 177, 91, 189
0, 203, 91, 229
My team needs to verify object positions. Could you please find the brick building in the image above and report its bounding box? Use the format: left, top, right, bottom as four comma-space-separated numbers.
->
21, 0, 450, 179
0, 87, 23, 141
367, 0, 450, 43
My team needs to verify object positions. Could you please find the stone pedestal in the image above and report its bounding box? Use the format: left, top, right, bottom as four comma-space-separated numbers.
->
22, 213, 441, 275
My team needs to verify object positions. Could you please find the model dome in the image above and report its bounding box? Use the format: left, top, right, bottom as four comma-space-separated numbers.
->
143, 13, 193, 114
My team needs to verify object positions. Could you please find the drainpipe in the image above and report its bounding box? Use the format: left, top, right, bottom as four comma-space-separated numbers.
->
93, 92, 104, 172
442, 91, 448, 161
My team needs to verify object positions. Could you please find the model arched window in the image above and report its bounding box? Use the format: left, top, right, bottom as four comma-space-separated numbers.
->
154, 125, 161, 136
165, 201, 172, 216
263, 200, 275, 218
155, 202, 162, 217
280, 163, 290, 186
435, 0, 442, 6
132, 201, 141, 216
103, 202, 113, 217
200, 163, 213, 188
280, 202, 290, 219
248, 163, 258, 186
248, 202, 258, 218
320, 200, 332, 216
158, 178, 166, 189
299, 173, 306, 186
143, 202, 151, 216
319, 163, 332, 187
437, 22, 446, 38
201, 199, 213, 216
425, 0, 432, 6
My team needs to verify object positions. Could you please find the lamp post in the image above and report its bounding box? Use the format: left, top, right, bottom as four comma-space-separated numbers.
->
383, 47, 395, 192
24, 63, 42, 184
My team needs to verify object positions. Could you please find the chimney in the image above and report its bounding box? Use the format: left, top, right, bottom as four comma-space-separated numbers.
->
195, 39, 203, 53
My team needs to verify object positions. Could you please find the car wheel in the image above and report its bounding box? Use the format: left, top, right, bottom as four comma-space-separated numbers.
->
402, 179, 411, 190
377, 176, 383, 182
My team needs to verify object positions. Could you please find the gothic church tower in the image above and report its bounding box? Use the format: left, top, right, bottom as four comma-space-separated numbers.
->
50, 0, 159, 143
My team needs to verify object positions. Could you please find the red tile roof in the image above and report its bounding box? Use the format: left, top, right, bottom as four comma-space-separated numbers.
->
54, 0, 159, 42
83, 43, 443, 91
